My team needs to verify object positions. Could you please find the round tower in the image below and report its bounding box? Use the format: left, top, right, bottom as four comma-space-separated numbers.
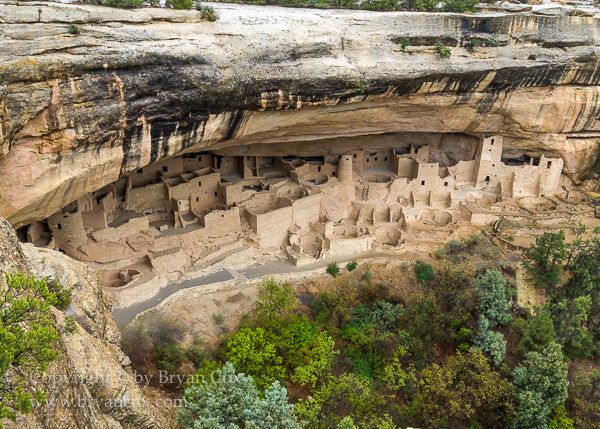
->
337, 155, 354, 184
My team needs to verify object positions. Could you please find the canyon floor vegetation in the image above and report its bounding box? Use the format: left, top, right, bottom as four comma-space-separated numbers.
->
119, 229, 600, 428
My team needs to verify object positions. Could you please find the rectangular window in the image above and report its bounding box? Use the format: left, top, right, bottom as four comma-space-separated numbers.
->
57, 224, 62, 230
215, 192, 217, 197
354, 154, 357, 158
198, 182, 202, 187
444, 182, 448, 186
547, 161, 552, 169
196, 197, 199, 202
162, 166, 168, 172
384, 157, 388, 161
421, 181, 425, 186
137, 169, 143, 174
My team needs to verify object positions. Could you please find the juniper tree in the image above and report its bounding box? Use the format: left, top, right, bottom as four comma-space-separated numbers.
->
0, 273, 61, 427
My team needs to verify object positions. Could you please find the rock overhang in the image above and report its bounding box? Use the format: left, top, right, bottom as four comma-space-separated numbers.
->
2, 2, 600, 227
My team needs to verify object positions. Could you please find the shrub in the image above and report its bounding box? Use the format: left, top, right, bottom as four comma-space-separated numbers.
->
121, 312, 191, 371
566, 368, 600, 429
363, 266, 372, 281
473, 317, 506, 366
61, 315, 78, 335
523, 230, 567, 289
146, 312, 188, 348
353, 81, 367, 93
411, 348, 515, 427
0, 273, 61, 425
442, 0, 478, 12
415, 260, 434, 283
327, 262, 340, 278
549, 405, 574, 429
178, 363, 301, 429
105, 0, 144, 7
476, 269, 510, 327
155, 343, 186, 371
512, 342, 569, 429
295, 373, 394, 429
168, 0, 194, 9
471, 35, 497, 48
518, 312, 556, 354
196, 3, 219, 21
399, 37, 410, 50
213, 312, 224, 325
47, 280, 71, 310
435, 41, 451, 58
252, 277, 296, 328
67, 24, 80, 35
225, 328, 284, 389
346, 260, 358, 272
290, 331, 338, 388
121, 321, 153, 367
368, 301, 404, 330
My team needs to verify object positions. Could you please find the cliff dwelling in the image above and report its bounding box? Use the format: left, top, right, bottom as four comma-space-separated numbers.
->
16, 135, 596, 294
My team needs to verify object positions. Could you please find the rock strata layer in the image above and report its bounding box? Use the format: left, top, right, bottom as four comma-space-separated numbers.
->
2, 2, 600, 226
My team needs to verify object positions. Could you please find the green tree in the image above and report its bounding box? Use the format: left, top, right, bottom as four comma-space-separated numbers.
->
512, 342, 568, 429
473, 316, 506, 366
548, 405, 574, 429
337, 417, 358, 429
414, 260, 434, 283
167, 0, 193, 9
523, 230, 567, 290
518, 312, 556, 354
178, 362, 301, 429
566, 368, 600, 429
545, 295, 593, 359
290, 331, 338, 388
476, 269, 510, 327
295, 373, 395, 429
225, 328, 284, 389
0, 273, 61, 427
411, 348, 515, 428
252, 277, 296, 329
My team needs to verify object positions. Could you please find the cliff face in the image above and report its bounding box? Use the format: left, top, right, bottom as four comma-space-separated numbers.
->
2, 2, 600, 226
0, 215, 167, 429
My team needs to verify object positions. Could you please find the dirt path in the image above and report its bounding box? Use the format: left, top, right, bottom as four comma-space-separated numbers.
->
111, 249, 420, 326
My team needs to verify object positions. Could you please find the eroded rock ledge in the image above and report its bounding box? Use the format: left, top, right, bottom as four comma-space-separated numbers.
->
1, 2, 600, 226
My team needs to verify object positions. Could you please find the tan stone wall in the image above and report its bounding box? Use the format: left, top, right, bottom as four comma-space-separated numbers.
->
250, 205, 293, 248
183, 153, 212, 171
327, 236, 372, 255
203, 207, 242, 237
448, 160, 476, 187
81, 211, 108, 230
148, 248, 187, 275
48, 212, 87, 249
27, 221, 50, 244
364, 149, 393, 168
292, 194, 322, 226
131, 157, 185, 187
127, 183, 168, 212
91, 216, 149, 242
395, 158, 414, 178
516, 262, 546, 310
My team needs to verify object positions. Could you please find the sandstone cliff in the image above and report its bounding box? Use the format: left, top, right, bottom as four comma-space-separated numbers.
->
0, 215, 167, 429
2, 2, 600, 226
